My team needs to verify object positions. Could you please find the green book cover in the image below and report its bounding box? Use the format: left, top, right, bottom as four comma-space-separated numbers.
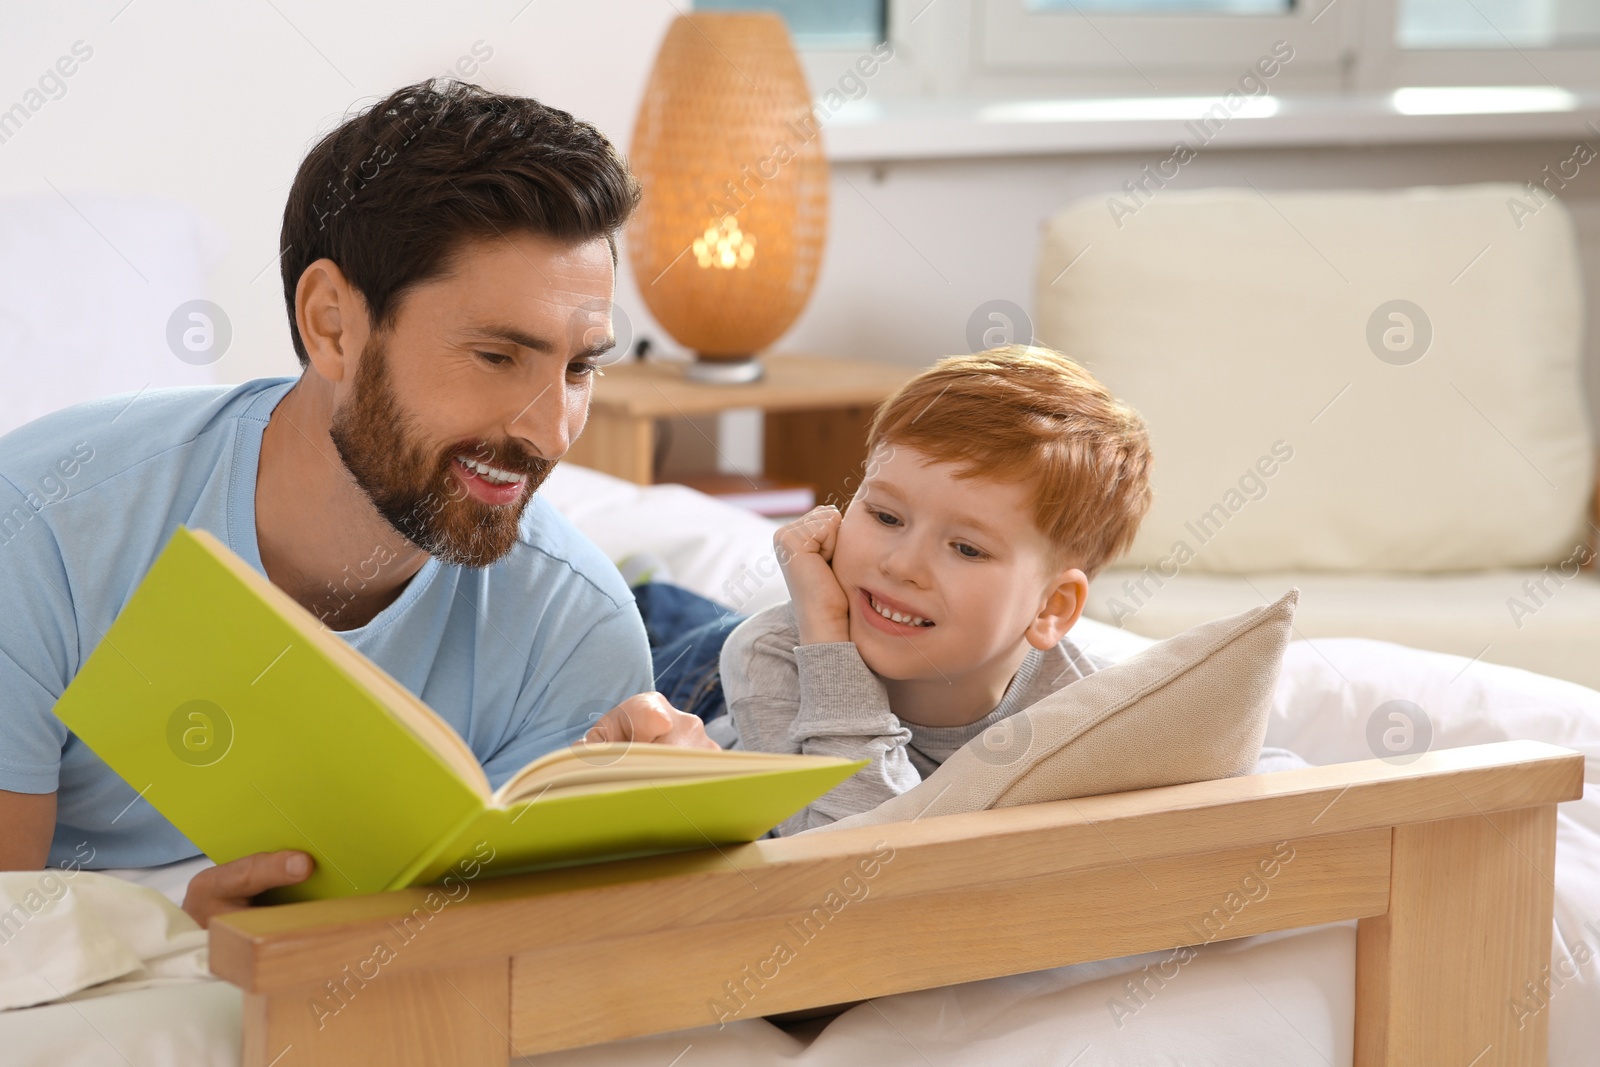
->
52, 527, 864, 903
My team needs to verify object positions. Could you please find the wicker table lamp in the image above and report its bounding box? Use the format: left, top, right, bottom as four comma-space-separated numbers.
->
628, 12, 829, 384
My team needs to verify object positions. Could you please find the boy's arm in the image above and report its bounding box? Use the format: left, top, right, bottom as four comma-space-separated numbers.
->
783, 640, 925, 833
740, 507, 933, 832
723, 607, 922, 835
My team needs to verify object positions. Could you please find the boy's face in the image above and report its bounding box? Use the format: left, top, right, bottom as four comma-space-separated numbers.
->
830, 443, 1082, 684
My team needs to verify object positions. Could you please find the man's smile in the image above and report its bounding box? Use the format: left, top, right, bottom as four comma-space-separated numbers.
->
451, 453, 528, 505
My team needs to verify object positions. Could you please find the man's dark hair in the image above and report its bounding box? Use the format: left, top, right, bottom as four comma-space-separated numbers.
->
280, 80, 641, 368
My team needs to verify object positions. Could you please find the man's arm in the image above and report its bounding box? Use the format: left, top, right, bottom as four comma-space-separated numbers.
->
0, 789, 55, 870
0, 467, 316, 923
0, 785, 310, 927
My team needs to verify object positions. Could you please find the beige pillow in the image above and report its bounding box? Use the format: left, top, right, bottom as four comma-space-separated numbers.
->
811, 589, 1299, 832
1035, 186, 1590, 574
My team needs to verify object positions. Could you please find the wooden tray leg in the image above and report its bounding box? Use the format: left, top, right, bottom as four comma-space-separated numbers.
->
1355, 806, 1558, 1066
242, 958, 510, 1067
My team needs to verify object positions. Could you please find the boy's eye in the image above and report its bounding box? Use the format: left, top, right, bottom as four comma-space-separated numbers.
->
954, 543, 986, 560
867, 506, 901, 527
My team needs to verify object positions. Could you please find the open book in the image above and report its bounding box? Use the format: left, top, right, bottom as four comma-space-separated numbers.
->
53, 527, 864, 902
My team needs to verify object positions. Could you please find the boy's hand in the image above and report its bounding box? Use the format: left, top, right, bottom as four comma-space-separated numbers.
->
775, 505, 850, 645
182, 850, 312, 929
582, 693, 720, 750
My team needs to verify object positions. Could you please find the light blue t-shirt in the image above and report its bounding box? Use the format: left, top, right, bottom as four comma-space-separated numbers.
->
0, 377, 653, 869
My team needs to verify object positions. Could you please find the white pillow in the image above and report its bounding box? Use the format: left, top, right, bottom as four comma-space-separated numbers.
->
0, 870, 208, 1011
1264, 636, 1600, 780
541, 463, 787, 614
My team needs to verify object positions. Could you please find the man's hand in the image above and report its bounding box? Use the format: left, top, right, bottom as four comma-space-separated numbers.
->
582, 693, 719, 750
775, 505, 851, 645
181, 850, 313, 929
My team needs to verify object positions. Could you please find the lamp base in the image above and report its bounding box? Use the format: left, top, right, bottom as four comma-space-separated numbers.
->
685, 356, 764, 385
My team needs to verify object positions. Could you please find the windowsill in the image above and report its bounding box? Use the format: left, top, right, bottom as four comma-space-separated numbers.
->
821, 87, 1600, 162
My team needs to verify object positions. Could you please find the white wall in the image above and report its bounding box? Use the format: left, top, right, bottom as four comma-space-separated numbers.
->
4, 2, 1596, 474
0, 0, 677, 383
655, 141, 1600, 474
800, 144, 1600, 378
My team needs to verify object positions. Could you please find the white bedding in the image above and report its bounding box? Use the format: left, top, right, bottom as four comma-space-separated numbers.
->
5, 466, 1598, 1065
538, 463, 793, 617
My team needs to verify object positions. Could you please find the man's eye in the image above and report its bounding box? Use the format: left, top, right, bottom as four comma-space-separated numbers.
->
568, 360, 599, 378
476, 351, 511, 367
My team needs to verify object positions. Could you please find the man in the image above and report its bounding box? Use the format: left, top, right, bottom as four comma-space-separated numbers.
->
0, 81, 711, 926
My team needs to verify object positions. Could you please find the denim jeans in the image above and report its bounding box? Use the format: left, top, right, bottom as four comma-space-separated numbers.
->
631, 582, 745, 723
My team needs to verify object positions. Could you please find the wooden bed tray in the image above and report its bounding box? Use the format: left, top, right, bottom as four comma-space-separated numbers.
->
210, 740, 1585, 1066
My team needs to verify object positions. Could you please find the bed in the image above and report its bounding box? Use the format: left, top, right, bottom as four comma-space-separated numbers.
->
4, 463, 1599, 1066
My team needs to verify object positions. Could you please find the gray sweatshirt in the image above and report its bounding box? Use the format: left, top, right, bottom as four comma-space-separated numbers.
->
715, 602, 1109, 835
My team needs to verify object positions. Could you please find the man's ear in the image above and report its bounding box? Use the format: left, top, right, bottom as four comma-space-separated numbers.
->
295, 258, 371, 384
1024, 565, 1089, 651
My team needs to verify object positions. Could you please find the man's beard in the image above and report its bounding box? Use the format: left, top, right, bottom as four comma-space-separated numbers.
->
328, 336, 553, 568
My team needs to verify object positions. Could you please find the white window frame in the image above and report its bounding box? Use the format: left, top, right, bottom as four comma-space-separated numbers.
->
973, 0, 1355, 93
783, 0, 1600, 96
1354, 0, 1600, 88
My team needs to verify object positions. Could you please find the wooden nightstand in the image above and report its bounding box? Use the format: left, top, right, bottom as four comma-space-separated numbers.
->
566, 353, 917, 506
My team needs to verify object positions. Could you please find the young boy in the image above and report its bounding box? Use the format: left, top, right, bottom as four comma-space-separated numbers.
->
714, 344, 1155, 834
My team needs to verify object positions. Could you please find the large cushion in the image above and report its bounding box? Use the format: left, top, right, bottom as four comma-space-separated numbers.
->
1035, 184, 1592, 573
1087, 567, 1600, 691
812, 589, 1298, 831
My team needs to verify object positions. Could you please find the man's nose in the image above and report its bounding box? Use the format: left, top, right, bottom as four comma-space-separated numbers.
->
505, 370, 574, 461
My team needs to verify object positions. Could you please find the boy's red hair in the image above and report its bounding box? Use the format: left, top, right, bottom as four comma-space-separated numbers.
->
864, 344, 1152, 578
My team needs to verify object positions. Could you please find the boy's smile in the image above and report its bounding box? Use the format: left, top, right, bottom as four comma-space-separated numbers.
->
829, 444, 1088, 727
859, 587, 935, 631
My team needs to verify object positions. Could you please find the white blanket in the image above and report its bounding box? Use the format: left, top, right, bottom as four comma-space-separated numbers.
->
5, 630, 1598, 1066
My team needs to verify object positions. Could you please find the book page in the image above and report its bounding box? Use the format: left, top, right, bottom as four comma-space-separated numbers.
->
492, 742, 847, 806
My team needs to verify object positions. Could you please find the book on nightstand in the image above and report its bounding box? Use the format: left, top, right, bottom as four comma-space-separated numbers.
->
678, 474, 817, 517
51, 527, 864, 902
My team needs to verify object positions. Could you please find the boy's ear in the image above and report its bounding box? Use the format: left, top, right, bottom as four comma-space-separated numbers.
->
1025, 566, 1090, 650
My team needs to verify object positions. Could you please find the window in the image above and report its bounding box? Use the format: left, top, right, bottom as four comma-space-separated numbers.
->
979, 0, 1600, 92
1397, 0, 1600, 49
696, 0, 1600, 98
695, 0, 887, 49
691, 0, 916, 106
1029, 0, 1291, 12
975, 0, 1351, 93
1367, 0, 1600, 88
